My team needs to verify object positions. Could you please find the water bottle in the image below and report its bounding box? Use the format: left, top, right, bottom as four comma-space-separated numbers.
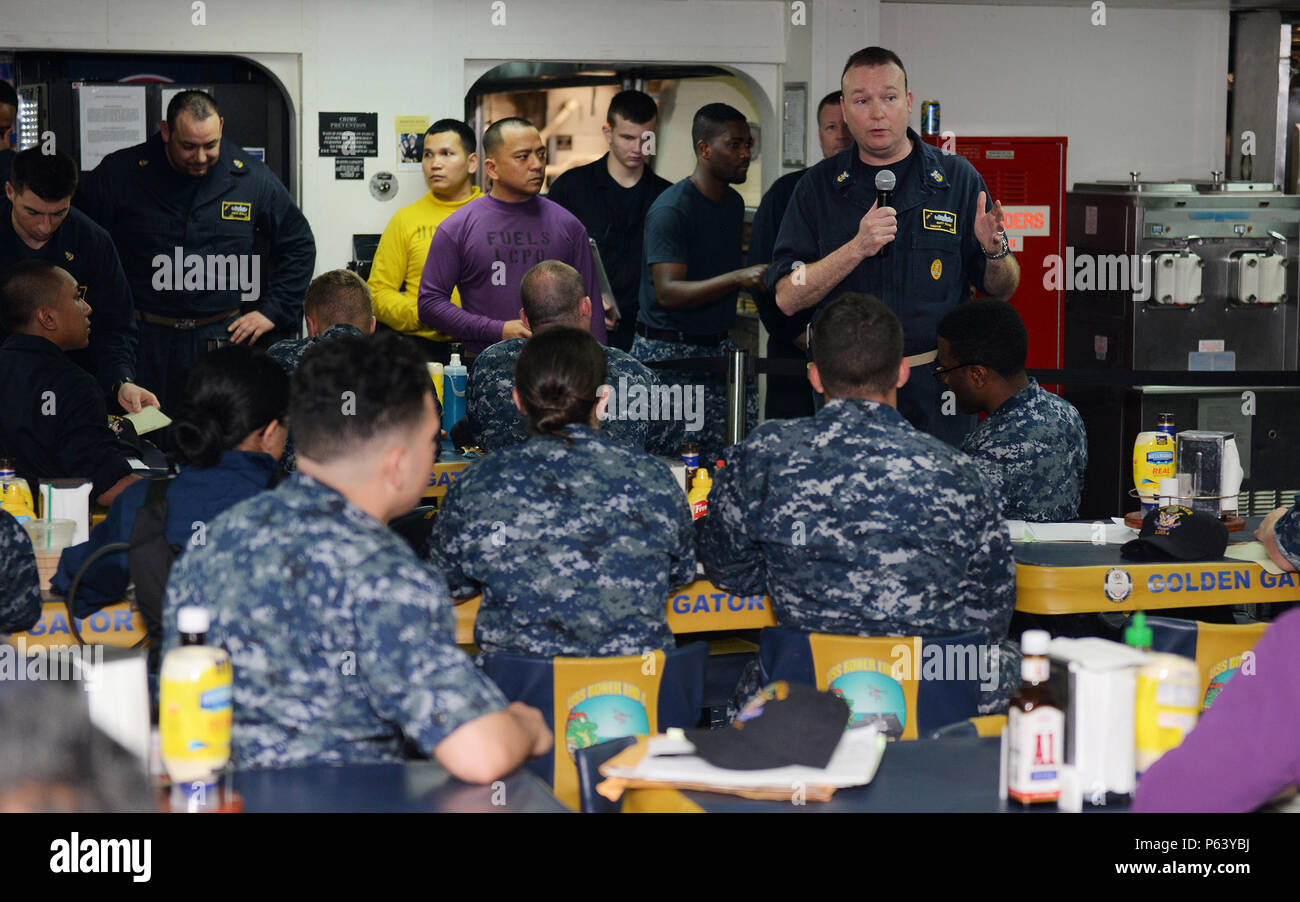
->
443, 353, 468, 435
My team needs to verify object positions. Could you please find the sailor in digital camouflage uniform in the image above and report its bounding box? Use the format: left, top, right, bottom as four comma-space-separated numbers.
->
632, 103, 766, 463
0, 509, 42, 634
1257, 500, 1300, 575
265, 270, 375, 472
162, 332, 550, 777
427, 326, 693, 657
467, 260, 682, 455
937, 298, 1087, 522
698, 293, 1018, 712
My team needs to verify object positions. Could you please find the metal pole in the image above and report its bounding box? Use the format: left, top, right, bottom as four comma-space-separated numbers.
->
725, 348, 747, 448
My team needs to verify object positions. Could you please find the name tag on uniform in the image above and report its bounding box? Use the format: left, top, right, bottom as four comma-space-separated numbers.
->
922, 209, 956, 234
221, 201, 252, 221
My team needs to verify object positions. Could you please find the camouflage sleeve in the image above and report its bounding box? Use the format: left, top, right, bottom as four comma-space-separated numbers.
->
422, 478, 480, 600
0, 512, 42, 633
959, 476, 1017, 642
959, 436, 1009, 517
696, 443, 765, 596
1272, 506, 1300, 570
351, 558, 507, 753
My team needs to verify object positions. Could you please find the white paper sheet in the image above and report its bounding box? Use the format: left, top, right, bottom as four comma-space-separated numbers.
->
78, 85, 147, 171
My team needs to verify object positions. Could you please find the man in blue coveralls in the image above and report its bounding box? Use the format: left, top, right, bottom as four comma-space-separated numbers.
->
768, 46, 1020, 446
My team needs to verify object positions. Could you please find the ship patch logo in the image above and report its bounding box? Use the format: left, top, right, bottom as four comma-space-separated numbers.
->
1154, 505, 1191, 535
930, 259, 942, 280
221, 201, 252, 222
1103, 567, 1133, 602
922, 209, 956, 234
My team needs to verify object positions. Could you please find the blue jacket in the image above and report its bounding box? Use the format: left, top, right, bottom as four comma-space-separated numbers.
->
52, 450, 279, 617
75, 134, 316, 330
768, 128, 1002, 356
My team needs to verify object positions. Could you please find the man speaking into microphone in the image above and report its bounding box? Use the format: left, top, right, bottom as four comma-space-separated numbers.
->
768, 46, 1019, 445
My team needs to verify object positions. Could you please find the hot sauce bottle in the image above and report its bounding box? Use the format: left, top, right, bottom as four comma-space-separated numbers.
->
1007, 629, 1064, 806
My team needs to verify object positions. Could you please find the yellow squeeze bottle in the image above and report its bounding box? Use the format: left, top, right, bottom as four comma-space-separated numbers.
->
1132, 432, 1176, 510
689, 468, 712, 520
427, 363, 445, 407
1124, 612, 1199, 774
0, 467, 37, 525
160, 606, 233, 788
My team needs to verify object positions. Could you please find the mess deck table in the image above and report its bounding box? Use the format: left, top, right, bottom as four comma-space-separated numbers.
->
233, 760, 568, 813
618, 736, 1117, 813
1014, 516, 1300, 615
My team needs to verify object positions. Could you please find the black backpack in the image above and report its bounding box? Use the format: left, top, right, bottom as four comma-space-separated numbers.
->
65, 479, 180, 672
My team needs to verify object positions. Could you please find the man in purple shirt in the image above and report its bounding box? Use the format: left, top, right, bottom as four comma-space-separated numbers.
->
417, 117, 607, 354
1133, 608, 1300, 812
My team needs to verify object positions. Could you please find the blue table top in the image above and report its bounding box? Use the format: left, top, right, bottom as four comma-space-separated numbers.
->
234, 760, 568, 813
1013, 516, 1262, 567
675, 737, 1129, 813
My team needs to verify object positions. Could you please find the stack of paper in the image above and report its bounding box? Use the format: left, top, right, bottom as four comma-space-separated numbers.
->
597, 725, 886, 802
1006, 519, 1138, 544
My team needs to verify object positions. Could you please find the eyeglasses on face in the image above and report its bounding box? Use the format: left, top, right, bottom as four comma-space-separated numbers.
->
932, 362, 977, 381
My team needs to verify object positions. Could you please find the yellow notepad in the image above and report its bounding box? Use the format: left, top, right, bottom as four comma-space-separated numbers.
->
124, 406, 172, 436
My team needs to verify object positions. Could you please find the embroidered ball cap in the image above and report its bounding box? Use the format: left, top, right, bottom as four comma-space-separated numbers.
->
686, 681, 851, 771
1121, 505, 1228, 562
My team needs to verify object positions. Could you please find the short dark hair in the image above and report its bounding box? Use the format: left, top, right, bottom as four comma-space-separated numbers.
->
520, 261, 586, 329
8, 148, 77, 201
0, 81, 17, 109
607, 90, 658, 127
482, 117, 536, 158
817, 91, 843, 117
291, 331, 432, 464
811, 292, 903, 396
0, 260, 65, 331
426, 118, 476, 156
937, 299, 1029, 379
303, 269, 373, 328
514, 326, 607, 440
172, 345, 289, 468
691, 103, 747, 149
165, 90, 220, 130
841, 46, 908, 92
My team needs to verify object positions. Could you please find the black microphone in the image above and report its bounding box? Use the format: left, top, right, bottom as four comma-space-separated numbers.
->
875, 170, 896, 258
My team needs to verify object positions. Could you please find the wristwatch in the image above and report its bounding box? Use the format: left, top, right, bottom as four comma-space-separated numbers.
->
983, 231, 1011, 260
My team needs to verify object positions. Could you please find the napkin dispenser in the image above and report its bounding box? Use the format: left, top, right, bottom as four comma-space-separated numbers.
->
1046, 638, 1146, 809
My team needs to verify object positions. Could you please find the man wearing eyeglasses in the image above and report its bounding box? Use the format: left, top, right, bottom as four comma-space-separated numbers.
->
936, 299, 1086, 522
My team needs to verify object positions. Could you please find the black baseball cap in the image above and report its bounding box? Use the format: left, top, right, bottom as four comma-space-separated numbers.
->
1121, 505, 1228, 562
686, 681, 851, 771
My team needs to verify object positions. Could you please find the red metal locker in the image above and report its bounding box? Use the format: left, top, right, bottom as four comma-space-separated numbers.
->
922, 135, 1067, 371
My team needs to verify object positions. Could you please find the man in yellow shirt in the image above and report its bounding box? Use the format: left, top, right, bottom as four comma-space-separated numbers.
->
368, 119, 482, 362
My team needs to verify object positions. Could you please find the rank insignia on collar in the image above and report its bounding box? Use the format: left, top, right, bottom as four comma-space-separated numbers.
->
64, 251, 74, 262
835, 170, 850, 184
233, 159, 244, 168
930, 169, 944, 184
138, 159, 148, 167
